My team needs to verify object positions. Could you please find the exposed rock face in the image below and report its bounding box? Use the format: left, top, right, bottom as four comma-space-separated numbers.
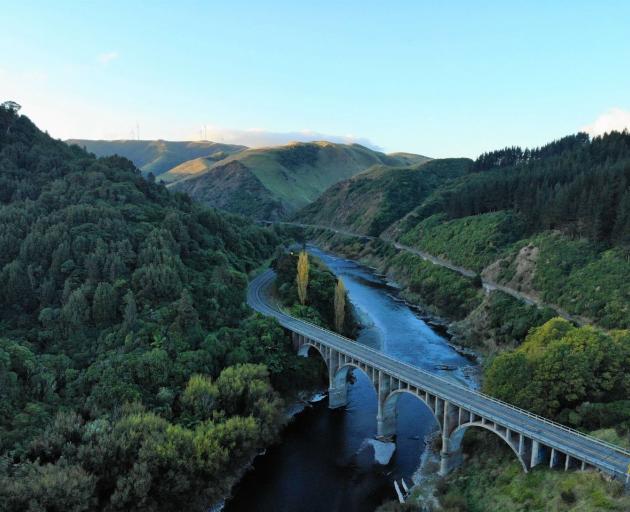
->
483, 243, 540, 297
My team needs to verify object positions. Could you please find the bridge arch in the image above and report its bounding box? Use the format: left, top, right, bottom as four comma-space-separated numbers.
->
298, 342, 329, 367
448, 422, 529, 473
380, 389, 442, 439
333, 363, 377, 392
330, 362, 378, 410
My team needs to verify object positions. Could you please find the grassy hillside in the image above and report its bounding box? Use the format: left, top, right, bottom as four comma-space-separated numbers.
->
158, 153, 236, 183
0, 107, 328, 511
293, 158, 470, 236
170, 141, 429, 218
168, 160, 287, 219
66, 139, 246, 177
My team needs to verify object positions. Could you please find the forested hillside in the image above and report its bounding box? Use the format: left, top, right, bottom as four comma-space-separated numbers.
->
393, 133, 629, 246
303, 133, 630, 512
294, 158, 470, 236
0, 107, 321, 511
298, 132, 630, 330
392, 133, 630, 329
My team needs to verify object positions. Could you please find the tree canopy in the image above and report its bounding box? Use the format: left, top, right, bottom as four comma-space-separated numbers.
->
0, 107, 324, 511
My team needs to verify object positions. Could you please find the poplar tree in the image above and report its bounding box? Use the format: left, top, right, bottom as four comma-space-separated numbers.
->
296, 250, 309, 305
334, 278, 346, 333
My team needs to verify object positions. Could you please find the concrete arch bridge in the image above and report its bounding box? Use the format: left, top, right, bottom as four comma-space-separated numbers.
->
248, 270, 630, 482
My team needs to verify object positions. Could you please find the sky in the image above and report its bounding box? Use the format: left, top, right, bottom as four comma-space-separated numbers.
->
2, 0, 630, 158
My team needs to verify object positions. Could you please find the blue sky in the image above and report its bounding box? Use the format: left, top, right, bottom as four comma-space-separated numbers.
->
2, 1, 630, 157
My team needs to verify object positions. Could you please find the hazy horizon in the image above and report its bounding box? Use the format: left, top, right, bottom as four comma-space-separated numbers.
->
3, 1, 630, 158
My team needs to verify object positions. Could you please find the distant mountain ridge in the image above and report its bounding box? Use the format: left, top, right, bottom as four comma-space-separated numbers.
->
65, 139, 246, 177
66, 138, 430, 219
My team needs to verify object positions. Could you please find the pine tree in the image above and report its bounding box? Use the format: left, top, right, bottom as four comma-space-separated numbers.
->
296, 250, 309, 305
334, 278, 346, 333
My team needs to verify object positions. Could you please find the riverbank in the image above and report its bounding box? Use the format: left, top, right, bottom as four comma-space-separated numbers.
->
225, 244, 479, 511
297, 227, 555, 358
212, 389, 328, 512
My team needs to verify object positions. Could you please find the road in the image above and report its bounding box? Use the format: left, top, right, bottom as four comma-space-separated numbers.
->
248, 269, 629, 480
268, 221, 587, 326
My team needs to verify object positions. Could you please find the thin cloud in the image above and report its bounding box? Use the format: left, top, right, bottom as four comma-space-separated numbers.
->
581, 108, 630, 136
98, 52, 119, 65
200, 126, 381, 150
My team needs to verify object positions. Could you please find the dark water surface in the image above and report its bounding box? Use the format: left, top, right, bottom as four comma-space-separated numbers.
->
224, 246, 477, 512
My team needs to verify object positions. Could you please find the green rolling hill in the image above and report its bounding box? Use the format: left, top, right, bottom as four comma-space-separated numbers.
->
65, 139, 246, 177
168, 141, 430, 219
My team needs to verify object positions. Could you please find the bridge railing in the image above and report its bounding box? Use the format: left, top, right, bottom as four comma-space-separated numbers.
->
274, 306, 630, 463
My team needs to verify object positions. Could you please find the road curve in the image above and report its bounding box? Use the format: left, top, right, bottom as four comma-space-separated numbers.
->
247, 269, 629, 480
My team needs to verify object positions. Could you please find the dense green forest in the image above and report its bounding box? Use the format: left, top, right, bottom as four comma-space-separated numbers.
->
485, 318, 630, 436
0, 107, 326, 511
294, 158, 470, 236
399, 132, 630, 247
301, 132, 630, 330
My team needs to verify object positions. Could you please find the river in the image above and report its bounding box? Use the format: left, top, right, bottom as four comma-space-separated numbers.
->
224, 246, 477, 512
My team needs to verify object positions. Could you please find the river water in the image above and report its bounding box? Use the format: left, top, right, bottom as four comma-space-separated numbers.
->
224, 246, 477, 512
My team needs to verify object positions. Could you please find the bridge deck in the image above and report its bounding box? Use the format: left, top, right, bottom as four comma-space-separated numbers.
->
248, 270, 630, 480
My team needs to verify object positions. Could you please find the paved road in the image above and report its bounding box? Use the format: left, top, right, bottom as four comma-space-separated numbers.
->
248, 269, 629, 480
266, 221, 587, 326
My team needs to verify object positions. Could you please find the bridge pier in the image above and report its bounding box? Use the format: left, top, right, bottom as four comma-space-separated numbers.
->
439, 448, 463, 476
328, 385, 348, 409
530, 440, 545, 468
439, 401, 464, 476
377, 371, 396, 439
328, 350, 348, 409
